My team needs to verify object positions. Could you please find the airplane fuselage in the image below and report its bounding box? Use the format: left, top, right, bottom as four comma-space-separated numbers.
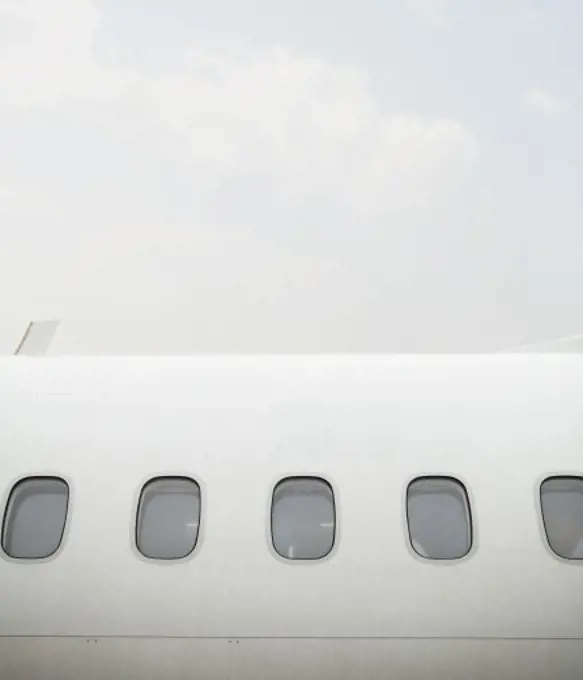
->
1, 355, 582, 679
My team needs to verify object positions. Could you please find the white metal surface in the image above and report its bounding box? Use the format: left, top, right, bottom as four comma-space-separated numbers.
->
13, 320, 60, 356
0, 355, 582, 678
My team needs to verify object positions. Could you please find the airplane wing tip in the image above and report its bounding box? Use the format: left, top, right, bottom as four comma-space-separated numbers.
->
14, 319, 61, 356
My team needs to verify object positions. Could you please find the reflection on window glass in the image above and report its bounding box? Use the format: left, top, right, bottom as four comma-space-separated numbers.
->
271, 477, 335, 560
136, 477, 201, 559
541, 477, 583, 560
407, 477, 472, 559
2, 477, 69, 559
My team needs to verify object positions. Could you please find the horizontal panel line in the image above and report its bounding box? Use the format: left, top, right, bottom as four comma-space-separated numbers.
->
1, 635, 583, 642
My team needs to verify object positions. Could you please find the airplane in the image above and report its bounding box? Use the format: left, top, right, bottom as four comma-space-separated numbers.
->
0, 322, 582, 679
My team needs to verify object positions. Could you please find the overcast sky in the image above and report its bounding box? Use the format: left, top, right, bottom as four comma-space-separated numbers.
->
0, 0, 581, 354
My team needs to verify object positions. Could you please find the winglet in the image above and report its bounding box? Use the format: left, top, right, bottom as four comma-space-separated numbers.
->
14, 320, 60, 356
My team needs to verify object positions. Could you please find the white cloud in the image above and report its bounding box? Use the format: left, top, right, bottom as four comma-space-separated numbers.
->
0, 0, 484, 355
0, 182, 63, 222
1, 1, 579, 355
0, 0, 129, 108
0, 245, 16, 263
0, 1, 477, 219
143, 49, 478, 216
523, 87, 570, 116
403, 0, 453, 29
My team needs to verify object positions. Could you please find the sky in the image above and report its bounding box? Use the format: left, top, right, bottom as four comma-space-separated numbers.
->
0, 0, 582, 354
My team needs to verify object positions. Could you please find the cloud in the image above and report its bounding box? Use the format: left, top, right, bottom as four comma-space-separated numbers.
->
523, 87, 570, 116
0, 182, 63, 222
0, 0, 484, 354
143, 49, 478, 216
0, 1, 477, 219
402, 0, 453, 30
0, 0, 129, 108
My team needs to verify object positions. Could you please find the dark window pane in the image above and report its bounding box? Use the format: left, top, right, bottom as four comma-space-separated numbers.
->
2, 477, 69, 559
407, 477, 472, 559
272, 477, 335, 560
541, 477, 583, 560
137, 477, 201, 559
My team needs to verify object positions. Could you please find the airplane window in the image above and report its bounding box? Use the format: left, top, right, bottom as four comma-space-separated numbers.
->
540, 476, 583, 560
136, 477, 201, 560
271, 477, 336, 560
2, 477, 69, 559
407, 477, 472, 560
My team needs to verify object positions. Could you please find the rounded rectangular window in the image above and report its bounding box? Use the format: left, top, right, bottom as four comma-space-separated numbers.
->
271, 477, 336, 560
407, 477, 472, 560
136, 477, 201, 560
2, 477, 69, 559
540, 476, 583, 560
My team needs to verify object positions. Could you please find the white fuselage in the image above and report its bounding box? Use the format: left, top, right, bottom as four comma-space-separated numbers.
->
0, 355, 582, 679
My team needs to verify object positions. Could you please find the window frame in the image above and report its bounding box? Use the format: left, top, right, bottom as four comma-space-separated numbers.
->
1, 475, 71, 561
405, 475, 474, 562
269, 475, 338, 562
539, 474, 583, 562
135, 475, 203, 562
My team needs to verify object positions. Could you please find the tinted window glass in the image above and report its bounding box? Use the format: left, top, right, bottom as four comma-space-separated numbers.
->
541, 477, 583, 559
136, 477, 201, 559
271, 477, 335, 560
407, 477, 472, 559
2, 477, 69, 559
